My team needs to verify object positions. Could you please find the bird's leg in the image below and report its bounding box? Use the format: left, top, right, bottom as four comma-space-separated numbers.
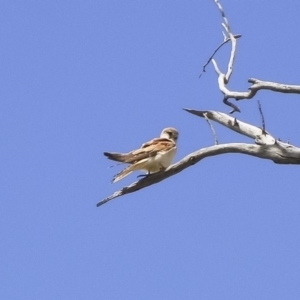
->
158, 164, 166, 172
137, 165, 166, 179
137, 171, 151, 179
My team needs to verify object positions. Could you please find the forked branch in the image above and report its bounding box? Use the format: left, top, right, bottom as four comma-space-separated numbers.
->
210, 0, 240, 112
212, 0, 237, 82
207, 3, 300, 110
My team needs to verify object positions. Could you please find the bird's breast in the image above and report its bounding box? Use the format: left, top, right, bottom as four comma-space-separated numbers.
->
143, 147, 177, 173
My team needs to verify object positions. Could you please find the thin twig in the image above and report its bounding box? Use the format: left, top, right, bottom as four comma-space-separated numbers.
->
199, 34, 241, 78
211, 59, 222, 76
214, 0, 231, 31
203, 112, 218, 145
257, 100, 266, 133
223, 97, 240, 114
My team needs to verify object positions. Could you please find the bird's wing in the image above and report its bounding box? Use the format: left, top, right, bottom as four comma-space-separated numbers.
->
123, 138, 175, 164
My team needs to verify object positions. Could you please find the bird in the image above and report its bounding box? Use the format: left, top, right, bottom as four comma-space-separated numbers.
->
104, 127, 178, 183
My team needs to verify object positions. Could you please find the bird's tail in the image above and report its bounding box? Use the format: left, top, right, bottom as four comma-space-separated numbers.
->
112, 165, 134, 183
111, 158, 149, 183
104, 151, 129, 163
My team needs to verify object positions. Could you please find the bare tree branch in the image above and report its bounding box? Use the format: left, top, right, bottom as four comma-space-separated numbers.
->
203, 112, 218, 145
214, 0, 231, 32
212, 59, 222, 76
199, 34, 242, 78
204, 1, 300, 112
183, 109, 275, 145
215, 77, 300, 102
97, 140, 300, 207
213, 0, 237, 82
222, 26, 236, 82
223, 97, 241, 114
210, 0, 240, 112
247, 78, 300, 95
97, 110, 300, 207
257, 100, 266, 133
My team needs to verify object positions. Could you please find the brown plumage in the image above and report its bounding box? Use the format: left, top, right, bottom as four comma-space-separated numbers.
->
104, 127, 178, 183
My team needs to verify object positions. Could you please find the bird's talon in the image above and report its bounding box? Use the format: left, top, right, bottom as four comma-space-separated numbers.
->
137, 174, 147, 178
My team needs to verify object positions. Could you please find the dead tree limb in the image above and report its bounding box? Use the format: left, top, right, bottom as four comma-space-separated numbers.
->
210, 0, 240, 112
183, 109, 275, 145
212, 0, 237, 82
97, 142, 300, 207
247, 78, 300, 96
207, 2, 300, 110
97, 110, 300, 207
216, 78, 300, 101
208, 2, 300, 112
203, 112, 218, 145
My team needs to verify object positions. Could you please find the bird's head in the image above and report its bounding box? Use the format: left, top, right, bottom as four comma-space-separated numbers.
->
160, 127, 179, 143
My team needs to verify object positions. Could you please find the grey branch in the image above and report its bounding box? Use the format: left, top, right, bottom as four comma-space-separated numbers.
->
183, 109, 275, 145
216, 78, 300, 101
211, 0, 237, 82
211, 0, 239, 111
223, 27, 236, 82
210, 1, 300, 112
214, 0, 231, 33
247, 78, 300, 95
97, 110, 300, 207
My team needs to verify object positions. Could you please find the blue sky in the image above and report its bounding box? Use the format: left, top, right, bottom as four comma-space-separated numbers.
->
1, 1, 300, 299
